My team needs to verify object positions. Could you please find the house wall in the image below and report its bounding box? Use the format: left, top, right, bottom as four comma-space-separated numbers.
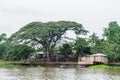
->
92, 56, 108, 64
78, 56, 108, 65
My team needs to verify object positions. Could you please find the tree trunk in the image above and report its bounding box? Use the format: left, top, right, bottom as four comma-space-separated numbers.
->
46, 52, 50, 62
46, 47, 50, 62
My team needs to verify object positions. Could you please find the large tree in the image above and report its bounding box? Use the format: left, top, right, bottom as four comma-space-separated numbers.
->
0, 33, 7, 59
104, 21, 120, 44
88, 33, 105, 54
60, 43, 72, 57
75, 38, 88, 57
0, 43, 7, 58
8, 21, 88, 61
103, 21, 120, 62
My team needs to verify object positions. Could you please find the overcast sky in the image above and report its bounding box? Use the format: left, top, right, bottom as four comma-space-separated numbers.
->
0, 0, 120, 38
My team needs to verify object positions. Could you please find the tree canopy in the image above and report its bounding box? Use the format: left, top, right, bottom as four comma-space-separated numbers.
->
0, 33, 7, 43
0, 21, 120, 63
8, 21, 88, 61
75, 38, 89, 57
103, 21, 120, 62
4, 44, 35, 61
60, 43, 72, 57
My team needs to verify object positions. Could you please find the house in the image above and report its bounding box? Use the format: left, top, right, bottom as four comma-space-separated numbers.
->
30, 52, 46, 59
35, 52, 45, 59
78, 53, 108, 65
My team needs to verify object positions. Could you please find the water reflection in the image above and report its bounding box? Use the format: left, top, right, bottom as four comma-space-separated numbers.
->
0, 67, 120, 80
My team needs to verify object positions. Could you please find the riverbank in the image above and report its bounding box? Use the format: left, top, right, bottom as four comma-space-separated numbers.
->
0, 61, 78, 68
12, 61, 78, 68
0, 61, 76, 67
1, 61, 120, 69
89, 64, 120, 69
0, 61, 16, 68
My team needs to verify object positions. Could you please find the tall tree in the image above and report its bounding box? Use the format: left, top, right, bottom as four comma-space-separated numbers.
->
60, 43, 72, 57
104, 21, 120, 44
75, 38, 88, 57
8, 21, 88, 61
0, 33, 7, 58
0, 33, 7, 43
88, 33, 105, 54
103, 21, 120, 62
88, 32, 100, 47
0, 43, 7, 58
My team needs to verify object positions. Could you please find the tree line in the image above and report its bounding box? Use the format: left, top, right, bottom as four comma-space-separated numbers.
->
0, 21, 120, 62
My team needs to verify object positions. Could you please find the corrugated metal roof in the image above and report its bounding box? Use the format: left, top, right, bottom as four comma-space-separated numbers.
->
36, 52, 44, 54
91, 53, 107, 57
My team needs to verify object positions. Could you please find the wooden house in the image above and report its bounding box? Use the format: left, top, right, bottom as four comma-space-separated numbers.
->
78, 53, 108, 65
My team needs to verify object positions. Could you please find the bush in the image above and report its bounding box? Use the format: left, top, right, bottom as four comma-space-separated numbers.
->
4, 44, 35, 61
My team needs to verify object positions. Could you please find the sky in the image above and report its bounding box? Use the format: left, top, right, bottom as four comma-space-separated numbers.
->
0, 0, 120, 38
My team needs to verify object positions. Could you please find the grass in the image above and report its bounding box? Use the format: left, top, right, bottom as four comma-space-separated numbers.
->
0, 61, 16, 68
89, 65, 110, 69
110, 66, 120, 69
89, 64, 120, 69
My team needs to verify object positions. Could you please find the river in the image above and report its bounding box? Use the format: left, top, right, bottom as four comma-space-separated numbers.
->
0, 66, 120, 80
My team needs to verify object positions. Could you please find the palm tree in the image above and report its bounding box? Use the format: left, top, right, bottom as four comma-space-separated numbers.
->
88, 32, 99, 47
0, 33, 7, 43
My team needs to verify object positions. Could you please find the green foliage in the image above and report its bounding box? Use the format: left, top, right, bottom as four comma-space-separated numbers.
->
89, 65, 111, 69
0, 43, 7, 58
0, 61, 15, 67
88, 22, 120, 62
75, 38, 89, 56
103, 21, 120, 62
53, 46, 60, 53
8, 21, 88, 61
83, 47, 91, 54
88, 32, 100, 47
0, 33, 8, 59
89, 65, 120, 69
4, 44, 35, 61
90, 39, 106, 54
89, 33, 98, 43
60, 43, 72, 57
103, 43, 120, 62
104, 21, 120, 44
0, 33, 7, 43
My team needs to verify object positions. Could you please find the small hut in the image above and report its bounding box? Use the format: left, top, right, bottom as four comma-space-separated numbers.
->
78, 53, 108, 65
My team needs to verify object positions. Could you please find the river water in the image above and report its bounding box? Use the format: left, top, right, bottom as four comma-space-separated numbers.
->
0, 66, 120, 80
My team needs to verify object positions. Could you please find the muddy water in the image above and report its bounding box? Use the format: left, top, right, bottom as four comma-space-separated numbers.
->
0, 67, 120, 80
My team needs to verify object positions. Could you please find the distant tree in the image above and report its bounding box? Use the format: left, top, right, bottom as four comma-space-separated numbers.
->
60, 43, 72, 57
4, 44, 35, 61
0, 33, 7, 59
8, 21, 88, 61
104, 21, 120, 44
0, 33, 7, 43
0, 43, 7, 59
103, 21, 120, 62
83, 47, 91, 54
88, 32, 107, 54
102, 43, 120, 62
75, 38, 88, 57
88, 32, 99, 47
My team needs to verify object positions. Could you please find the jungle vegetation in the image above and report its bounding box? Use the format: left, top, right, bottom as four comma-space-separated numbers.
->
0, 21, 120, 62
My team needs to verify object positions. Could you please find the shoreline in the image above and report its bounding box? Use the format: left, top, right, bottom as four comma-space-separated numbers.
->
1, 61, 120, 69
